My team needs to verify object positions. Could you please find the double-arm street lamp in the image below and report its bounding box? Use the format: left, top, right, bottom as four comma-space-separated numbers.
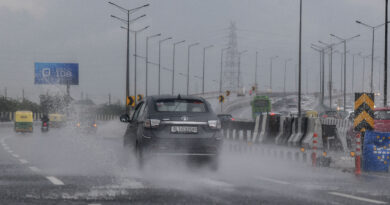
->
172, 40, 186, 95
145, 33, 161, 97
330, 33, 359, 110
187, 42, 200, 95
158, 37, 172, 95
130, 26, 149, 104
220, 47, 230, 93
269, 56, 279, 92
202, 45, 214, 95
319, 40, 338, 109
311, 44, 325, 104
237, 50, 248, 91
356, 20, 386, 93
109, 2, 149, 113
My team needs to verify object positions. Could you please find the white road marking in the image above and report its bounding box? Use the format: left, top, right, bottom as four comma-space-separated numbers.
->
29, 166, 41, 172
12, 154, 19, 158
328, 192, 387, 204
8, 150, 13, 153
19, 159, 28, 164
88, 204, 101, 205
201, 178, 234, 187
255, 176, 291, 185
46, 176, 65, 186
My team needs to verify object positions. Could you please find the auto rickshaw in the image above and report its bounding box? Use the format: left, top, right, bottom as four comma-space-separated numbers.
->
14, 111, 33, 133
48, 113, 66, 128
305, 110, 318, 118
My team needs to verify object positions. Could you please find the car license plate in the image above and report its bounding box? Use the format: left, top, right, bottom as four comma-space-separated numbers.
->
171, 126, 198, 134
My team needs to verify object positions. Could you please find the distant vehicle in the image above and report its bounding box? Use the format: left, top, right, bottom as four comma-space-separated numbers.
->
373, 107, 390, 132
14, 111, 33, 133
120, 95, 222, 170
75, 115, 97, 134
237, 87, 246, 96
320, 110, 342, 119
41, 114, 49, 132
217, 114, 234, 122
48, 113, 66, 128
251, 95, 271, 119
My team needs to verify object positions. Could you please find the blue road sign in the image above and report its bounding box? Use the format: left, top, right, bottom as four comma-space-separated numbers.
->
363, 130, 390, 172
34, 62, 79, 85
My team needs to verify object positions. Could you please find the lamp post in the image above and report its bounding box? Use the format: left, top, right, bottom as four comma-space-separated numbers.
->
255, 51, 259, 91
284, 59, 292, 96
187, 42, 200, 95
145, 33, 161, 97
298, 0, 302, 116
269, 56, 279, 92
158, 37, 172, 95
202, 45, 214, 95
351, 52, 361, 94
172, 40, 186, 95
312, 44, 326, 105
237, 50, 248, 91
356, 20, 387, 93
220, 47, 230, 93
131, 26, 149, 105
319, 40, 337, 109
330, 33, 360, 111
109, 2, 149, 113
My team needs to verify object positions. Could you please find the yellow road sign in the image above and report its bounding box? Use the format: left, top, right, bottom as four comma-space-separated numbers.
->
137, 94, 144, 101
218, 95, 225, 103
127, 96, 135, 107
354, 93, 374, 132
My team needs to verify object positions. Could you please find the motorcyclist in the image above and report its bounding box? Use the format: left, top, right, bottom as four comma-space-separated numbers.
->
41, 114, 49, 132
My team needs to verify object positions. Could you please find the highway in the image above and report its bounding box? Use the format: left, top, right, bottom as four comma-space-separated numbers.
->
1, 121, 390, 204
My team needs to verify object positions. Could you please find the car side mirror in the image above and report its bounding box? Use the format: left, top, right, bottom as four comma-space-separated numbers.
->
120, 114, 131, 123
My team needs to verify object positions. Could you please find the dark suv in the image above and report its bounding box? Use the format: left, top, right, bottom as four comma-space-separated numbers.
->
120, 95, 222, 170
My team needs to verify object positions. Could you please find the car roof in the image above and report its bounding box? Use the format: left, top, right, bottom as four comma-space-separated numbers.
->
374, 107, 390, 111
147, 95, 206, 102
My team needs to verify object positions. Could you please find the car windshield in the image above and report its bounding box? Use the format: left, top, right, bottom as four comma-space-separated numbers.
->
374, 110, 390, 120
155, 99, 207, 113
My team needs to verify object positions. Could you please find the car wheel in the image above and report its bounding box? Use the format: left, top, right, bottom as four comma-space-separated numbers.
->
209, 156, 219, 171
136, 142, 144, 169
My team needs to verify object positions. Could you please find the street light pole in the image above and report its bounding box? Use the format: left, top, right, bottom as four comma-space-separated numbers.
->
319, 41, 337, 109
269, 56, 279, 92
255, 51, 258, 91
109, 2, 149, 113
187, 42, 200, 95
298, 0, 302, 116
145, 33, 161, 97
284, 59, 292, 96
330, 33, 359, 111
220, 47, 230, 93
132, 26, 149, 105
202, 45, 214, 95
158, 37, 172, 95
172, 40, 185, 95
356, 20, 387, 93
237, 50, 248, 91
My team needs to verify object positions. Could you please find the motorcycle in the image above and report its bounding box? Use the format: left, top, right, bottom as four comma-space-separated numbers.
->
41, 121, 49, 132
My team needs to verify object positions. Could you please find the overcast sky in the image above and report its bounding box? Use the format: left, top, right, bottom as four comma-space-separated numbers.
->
0, 0, 387, 104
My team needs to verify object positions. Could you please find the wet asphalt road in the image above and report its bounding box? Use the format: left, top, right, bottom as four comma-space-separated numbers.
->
1, 122, 390, 204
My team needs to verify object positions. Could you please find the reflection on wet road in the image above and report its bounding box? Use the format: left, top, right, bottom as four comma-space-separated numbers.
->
0, 121, 389, 204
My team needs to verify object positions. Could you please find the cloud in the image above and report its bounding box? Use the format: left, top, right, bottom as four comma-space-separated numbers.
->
0, 0, 47, 18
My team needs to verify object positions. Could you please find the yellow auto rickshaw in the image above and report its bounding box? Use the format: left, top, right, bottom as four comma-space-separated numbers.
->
14, 111, 33, 132
49, 113, 66, 128
305, 110, 318, 118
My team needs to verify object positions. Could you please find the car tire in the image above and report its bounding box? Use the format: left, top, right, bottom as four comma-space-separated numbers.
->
136, 142, 144, 170
209, 156, 219, 171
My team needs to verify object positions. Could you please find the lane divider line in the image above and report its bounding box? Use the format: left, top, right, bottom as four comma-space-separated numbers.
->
255, 176, 291, 185
328, 192, 387, 204
19, 159, 28, 164
46, 176, 65, 186
12, 154, 19, 158
29, 166, 41, 172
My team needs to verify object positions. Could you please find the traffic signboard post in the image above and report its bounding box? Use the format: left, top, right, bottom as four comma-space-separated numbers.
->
354, 92, 374, 176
